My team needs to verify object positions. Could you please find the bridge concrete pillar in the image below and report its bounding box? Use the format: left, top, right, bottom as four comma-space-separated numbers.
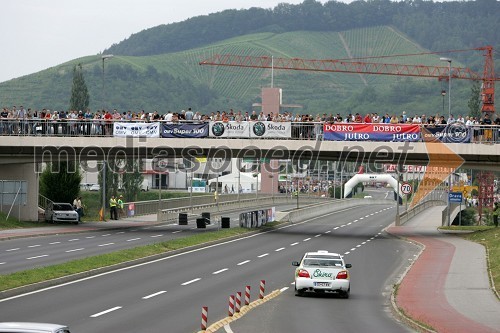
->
0, 163, 39, 221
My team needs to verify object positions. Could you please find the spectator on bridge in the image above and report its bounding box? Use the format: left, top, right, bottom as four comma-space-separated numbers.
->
363, 113, 372, 123
372, 113, 380, 123
494, 114, 500, 142
481, 113, 493, 143
185, 107, 194, 120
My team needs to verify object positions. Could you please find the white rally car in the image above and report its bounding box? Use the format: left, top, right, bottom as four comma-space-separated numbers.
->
292, 250, 352, 298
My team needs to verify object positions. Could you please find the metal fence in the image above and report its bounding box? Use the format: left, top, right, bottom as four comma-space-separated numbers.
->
0, 119, 498, 144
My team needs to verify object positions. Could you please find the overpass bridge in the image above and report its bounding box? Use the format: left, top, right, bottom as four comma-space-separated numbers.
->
0, 123, 498, 221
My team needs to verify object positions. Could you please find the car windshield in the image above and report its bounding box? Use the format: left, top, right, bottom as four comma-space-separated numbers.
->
53, 204, 74, 211
303, 259, 343, 267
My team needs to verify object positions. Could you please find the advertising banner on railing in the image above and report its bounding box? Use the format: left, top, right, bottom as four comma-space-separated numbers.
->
161, 122, 208, 138
249, 121, 291, 138
421, 124, 471, 143
114, 122, 160, 138
239, 207, 275, 228
323, 123, 421, 142
209, 121, 250, 138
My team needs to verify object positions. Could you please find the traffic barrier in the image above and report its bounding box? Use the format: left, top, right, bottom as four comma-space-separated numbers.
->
228, 295, 235, 317
178, 213, 188, 225
221, 216, 230, 228
245, 286, 251, 306
259, 280, 265, 299
196, 218, 206, 228
201, 212, 211, 224
235, 292, 242, 313
201, 306, 208, 331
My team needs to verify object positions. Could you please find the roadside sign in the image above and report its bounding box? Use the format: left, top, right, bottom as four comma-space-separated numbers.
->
401, 182, 412, 195
449, 192, 463, 203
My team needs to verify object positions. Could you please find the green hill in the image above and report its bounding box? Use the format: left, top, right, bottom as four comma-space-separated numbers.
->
0, 26, 483, 116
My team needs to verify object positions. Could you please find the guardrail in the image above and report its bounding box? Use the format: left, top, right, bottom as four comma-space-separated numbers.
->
156, 194, 328, 222
398, 199, 447, 225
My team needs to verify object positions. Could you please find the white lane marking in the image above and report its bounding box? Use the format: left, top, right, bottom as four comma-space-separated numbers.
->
344, 251, 350, 255
347, 222, 352, 225
237, 260, 251, 265
68, 239, 79, 242
361, 242, 366, 245
340, 225, 346, 228
275, 247, 285, 252
90, 306, 122, 318
0, 262, 5, 265
142, 291, 167, 299
65, 248, 84, 253
370, 237, 375, 240
6, 248, 20, 252
49, 242, 61, 245
365, 215, 370, 218
359, 217, 364, 220
290, 242, 299, 246
350, 248, 356, 251
182, 278, 201, 286
102, 234, 111, 237
85, 236, 95, 239
0, 205, 361, 303
28, 245, 41, 248
116, 232, 125, 234
353, 219, 358, 222
314, 234, 321, 238
324, 231, 331, 234
26, 255, 49, 260
356, 245, 361, 248
213, 268, 228, 275
130, 229, 138, 232
290, 282, 295, 285
126, 238, 141, 242
98, 243, 115, 247
334, 227, 339, 230
172, 230, 182, 234
303, 238, 311, 242
224, 323, 235, 333
258, 253, 269, 258
366, 239, 371, 242
280, 287, 289, 292
150, 234, 163, 238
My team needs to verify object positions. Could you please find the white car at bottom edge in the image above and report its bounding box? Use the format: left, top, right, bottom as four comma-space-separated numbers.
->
292, 250, 352, 298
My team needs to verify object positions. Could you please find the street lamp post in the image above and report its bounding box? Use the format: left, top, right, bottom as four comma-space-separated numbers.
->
440, 57, 452, 120
101, 54, 113, 219
441, 89, 446, 115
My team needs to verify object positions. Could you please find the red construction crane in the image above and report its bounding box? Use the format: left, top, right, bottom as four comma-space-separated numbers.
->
200, 46, 499, 114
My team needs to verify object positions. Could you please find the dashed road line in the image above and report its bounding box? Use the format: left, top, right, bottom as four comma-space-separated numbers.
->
303, 238, 311, 242
258, 253, 269, 258
26, 255, 49, 260
237, 260, 251, 265
275, 247, 285, 252
182, 278, 201, 286
126, 238, 141, 242
49, 242, 61, 245
142, 291, 167, 299
172, 230, 182, 234
85, 236, 95, 239
65, 248, 84, 253
90, 306, 122, 318
150, 234, 163, 238
98, 243, 114, 247
6, 248, 19, 252
314, 234, 321, 238
290, 242, 299, 246
102, 234, 111, 237
324, 230, 331, 234
213, 268, 228, 275
28, 245, 41, 248
68, 239, 79, 242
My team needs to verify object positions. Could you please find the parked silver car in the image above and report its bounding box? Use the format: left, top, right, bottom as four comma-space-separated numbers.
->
0, 322, 70, 332
45, 202, 79, 224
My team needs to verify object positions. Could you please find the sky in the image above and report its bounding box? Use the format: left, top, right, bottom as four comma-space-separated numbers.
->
0, 0, 336, 83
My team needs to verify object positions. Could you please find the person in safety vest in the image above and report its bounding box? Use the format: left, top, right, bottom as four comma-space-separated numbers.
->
117, 195, 125, 218
109, 195, 118, 220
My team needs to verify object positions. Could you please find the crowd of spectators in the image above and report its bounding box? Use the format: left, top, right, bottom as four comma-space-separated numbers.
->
1, 105, 499, 141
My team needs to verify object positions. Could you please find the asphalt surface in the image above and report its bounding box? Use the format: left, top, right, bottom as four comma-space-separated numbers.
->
0, 204, 415, 333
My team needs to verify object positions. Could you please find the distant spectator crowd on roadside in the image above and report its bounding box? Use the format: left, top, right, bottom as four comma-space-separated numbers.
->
1, 105, 499, 142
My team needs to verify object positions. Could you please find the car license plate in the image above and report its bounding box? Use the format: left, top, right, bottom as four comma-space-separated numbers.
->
314, 282, 331, 287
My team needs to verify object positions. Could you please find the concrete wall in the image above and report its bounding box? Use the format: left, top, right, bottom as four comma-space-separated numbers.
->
0, 163, 39, 221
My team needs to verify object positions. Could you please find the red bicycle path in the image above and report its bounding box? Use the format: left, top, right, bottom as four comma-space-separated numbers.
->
388, 227, 498, 333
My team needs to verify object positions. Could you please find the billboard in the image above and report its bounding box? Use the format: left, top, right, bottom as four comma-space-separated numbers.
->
323, 123, 421, 142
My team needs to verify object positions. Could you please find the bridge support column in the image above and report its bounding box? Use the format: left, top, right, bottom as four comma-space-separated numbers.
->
0, 163, 39, 221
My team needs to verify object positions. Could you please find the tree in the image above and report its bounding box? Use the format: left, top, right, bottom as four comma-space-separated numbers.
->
120, 159, 144, 202
40, 162, 82, 203
70, 63, 90, 111
467, 81, 482, 119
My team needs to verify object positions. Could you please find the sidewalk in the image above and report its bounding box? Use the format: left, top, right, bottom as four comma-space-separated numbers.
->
0, 214, 161, 240
388, 206, 500, 333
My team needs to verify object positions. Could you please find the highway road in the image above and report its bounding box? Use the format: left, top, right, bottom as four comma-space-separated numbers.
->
0, 205, 299, 274
0, 203, 418, 332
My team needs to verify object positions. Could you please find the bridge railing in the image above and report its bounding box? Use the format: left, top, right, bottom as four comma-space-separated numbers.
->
0, 119, 498, 144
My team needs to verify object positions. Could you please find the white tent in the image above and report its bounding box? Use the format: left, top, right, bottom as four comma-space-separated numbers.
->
208, 172, 261, 193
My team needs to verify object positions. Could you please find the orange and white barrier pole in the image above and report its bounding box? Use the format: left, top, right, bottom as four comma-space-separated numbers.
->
245, 285, 251, 306
259, 280, 266, 299
201, 306, 208, 331
228, 295, 235, 317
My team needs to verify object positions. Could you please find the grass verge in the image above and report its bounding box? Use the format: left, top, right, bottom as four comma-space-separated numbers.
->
0, 227, 253, 292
